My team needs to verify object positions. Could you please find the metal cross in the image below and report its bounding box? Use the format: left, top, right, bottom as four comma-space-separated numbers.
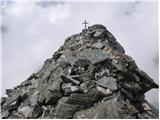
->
82, 20, 89, 30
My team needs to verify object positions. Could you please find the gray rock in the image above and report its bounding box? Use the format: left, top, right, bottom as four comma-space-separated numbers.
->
20, 90, 28, 101
65, 90, 100, 109
93, 107, 106, 119
29, 94, 39, 106
101, 68, 110, 76
93, 42, 104, 49
108, 39, 125, 53
3, 94, 21, 110
95, 69, 110, 79
41, 109, 51, 118
141, 102, 151, 111
74, 94, 126, 119
125, 100, 139, 115
70, 59, 90, 75
28, 73, 39, 80
111, 60, 127, 72
18, 105, 42, 118
61, 49, 78, 64
18, 106, 33, 118
121, 81, 142, 96
48, 79, 62, 92
1, 110, 10, 119
71, 65, 95, 82
62, 83, 83, 95
120, 87, 135, 101
70, 86, 79, 92
55, 98, 78, 118
61, 74, 80, 85
97, 86, 112, 96
93, 29, 105, 38
62, 83, 73, 95
80, 81, 90, 93
1, 97, 6, 106
28, 80, 38, 89
83, 49, 111, 65
62, 83, 73, 89
135, 69, 159, 93
44, 91, 62, 105
5, 89, 16, 97
31, 105, 43, 118
136, 113, 144, 119
59, 60, 71, 69
96, 76, 117, 91
74, 105, 100, 119
39, 88, 62, 105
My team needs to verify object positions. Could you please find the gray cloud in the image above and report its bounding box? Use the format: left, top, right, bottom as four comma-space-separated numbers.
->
36, 1, 64, 8
1, 1, 158, 106
1, 25, 7, 33
122, 1, 141, 15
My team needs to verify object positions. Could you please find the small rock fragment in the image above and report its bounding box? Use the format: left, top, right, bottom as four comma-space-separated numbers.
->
97, 86, 112, 96
71, 86, 79, 92
18, 105, 42, 118
61, 75, 80, 85
32, 105, 43, 118
4, 94, 21, 110
42, 90, 61, 105
96, 76, 117, 91
29, 94, 39, 106
93, 29, 105, 38
1, 110, 10, 119
1, 97, 6, 106
93, 42, 104, 49
5, 89, 15, 97
18, 106, 33, 118
65, 90, 100, 109
142, 103, 151, 111
55, 97, 78, 118
135, 69, 159, 93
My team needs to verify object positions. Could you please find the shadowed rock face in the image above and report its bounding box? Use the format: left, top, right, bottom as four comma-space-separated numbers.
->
1, 24, 159, 119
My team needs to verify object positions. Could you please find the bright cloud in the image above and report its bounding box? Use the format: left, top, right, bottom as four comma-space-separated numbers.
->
1, 1, 158, 106
47, 4, 70, 23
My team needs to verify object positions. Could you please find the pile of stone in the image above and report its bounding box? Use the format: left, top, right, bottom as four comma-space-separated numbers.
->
1, 24, 159, 119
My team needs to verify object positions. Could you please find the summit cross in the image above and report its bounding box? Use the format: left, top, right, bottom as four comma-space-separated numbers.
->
82, 20, 89, 31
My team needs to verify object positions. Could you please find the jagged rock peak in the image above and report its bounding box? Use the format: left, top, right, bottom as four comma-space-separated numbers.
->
1, 24, 158, 119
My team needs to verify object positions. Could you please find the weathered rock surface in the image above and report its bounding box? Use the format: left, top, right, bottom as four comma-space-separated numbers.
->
1, 24, 159, 119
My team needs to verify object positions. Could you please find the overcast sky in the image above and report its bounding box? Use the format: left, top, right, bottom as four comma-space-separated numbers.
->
1, 0, 159, 106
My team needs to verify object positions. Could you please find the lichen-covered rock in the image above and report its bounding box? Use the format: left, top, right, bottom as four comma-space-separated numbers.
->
1, 24, 158, 119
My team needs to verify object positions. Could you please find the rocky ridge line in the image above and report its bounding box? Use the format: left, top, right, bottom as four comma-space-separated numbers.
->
1, 24, 159, 119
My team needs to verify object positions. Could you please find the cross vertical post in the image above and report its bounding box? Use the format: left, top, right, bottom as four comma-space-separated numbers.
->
82, 20, 89, 32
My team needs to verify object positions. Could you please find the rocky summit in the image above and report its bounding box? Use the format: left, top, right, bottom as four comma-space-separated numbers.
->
1, 24, 159, 119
